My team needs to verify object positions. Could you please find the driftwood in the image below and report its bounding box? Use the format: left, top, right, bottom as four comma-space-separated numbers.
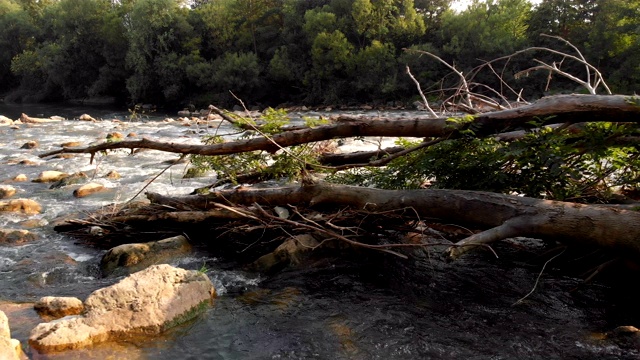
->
145, 182, 640, 260
39, 95, 640, 163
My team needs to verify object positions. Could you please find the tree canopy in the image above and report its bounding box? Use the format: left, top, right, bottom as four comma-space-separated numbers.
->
1, 0, 638, 107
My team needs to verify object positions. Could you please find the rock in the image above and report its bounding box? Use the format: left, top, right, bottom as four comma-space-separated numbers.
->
106, 132, 123, 141
49, 115, 65, 121
0, 228, 38, 245
52, 154, 75, 159
20, 140, 38, 149
34, 297, 84, 320
0, 185, 16, 199
49, 172, 87, 189
29, 264, 215, 353
177, 110, 190, 116
0, 199, 41, 214
78, 114, 96, 121
60, 141, 82, 148
73, 182, 106, 198
101, 235, 192, 277
126, 132, 137, 138
0, 115, 13, 126
17, 159, 37, 166
12, 174, 27, 182
413, 101, 426, 110
19, 113, 59, 123
104, 170, 121, 179
252, 234, 320, 272
32, 170, 68, 183
0, 310, 23, 360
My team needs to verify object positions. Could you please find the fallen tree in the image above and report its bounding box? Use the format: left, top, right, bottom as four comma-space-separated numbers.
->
44, 94, 640, 266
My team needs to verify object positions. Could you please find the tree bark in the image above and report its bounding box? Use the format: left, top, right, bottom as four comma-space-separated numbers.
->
146, 182, 640, 260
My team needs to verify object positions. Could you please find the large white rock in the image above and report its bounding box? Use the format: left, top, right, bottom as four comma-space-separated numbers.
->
29, 264, 215, 353
0, 310, 24, 360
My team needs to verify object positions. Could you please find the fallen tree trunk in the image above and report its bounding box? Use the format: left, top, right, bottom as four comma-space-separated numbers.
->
146, 182, 640, 260
39, 94, 640, 161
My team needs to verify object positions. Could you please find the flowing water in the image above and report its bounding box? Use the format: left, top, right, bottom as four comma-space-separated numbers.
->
0, 103, 638, 359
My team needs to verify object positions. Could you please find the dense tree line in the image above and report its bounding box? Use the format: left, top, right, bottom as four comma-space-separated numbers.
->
0, 0, 638, 108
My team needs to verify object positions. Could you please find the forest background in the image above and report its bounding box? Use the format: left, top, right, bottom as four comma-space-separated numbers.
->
0, 0, 638, 109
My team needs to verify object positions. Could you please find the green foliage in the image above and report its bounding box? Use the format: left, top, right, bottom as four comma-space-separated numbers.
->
190, 109, 329, 184
330, 123, 640, 202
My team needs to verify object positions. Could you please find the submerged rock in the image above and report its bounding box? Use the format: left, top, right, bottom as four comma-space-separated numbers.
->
101, 235, 192, 277
49, 172, 87, 189
0, 310, 24, 360
0, 229, 38, 245
29, 264, 215, 353
0, 199, 41, 214
20, 141, 38, 149
34, 297, 84, 320
104, 170, 120, 179
252, 234, 320, 272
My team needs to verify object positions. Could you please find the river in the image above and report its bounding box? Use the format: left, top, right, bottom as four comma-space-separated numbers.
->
0, 103, 638, 359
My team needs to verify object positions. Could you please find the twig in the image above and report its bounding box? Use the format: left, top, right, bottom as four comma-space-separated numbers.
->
406, 66, 438, 117
512, 247, 567, 306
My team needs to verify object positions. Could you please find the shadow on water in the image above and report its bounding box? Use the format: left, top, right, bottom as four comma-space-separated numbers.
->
110, 245, 640, 360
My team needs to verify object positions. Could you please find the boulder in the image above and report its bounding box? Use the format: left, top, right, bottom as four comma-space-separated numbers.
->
252, 234, 320, 272
34, 297, 84, 320
12, 174, 27, 182
0, 310, 23, 360
0, 185, 16, 199
73, 182, 106, 198
101, 235, 192, 277
49, 115, 65, 121
29, 264, 215, 353
0, 229, 38, 245
33, 170, 68, 183
0, 199, 41, 214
